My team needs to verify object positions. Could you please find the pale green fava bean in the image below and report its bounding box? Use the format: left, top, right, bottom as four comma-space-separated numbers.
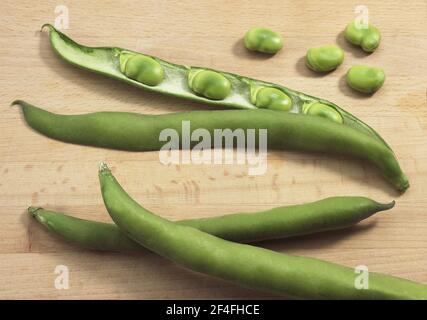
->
252, 87, 292, 111
346, 65, 385, 94
303, 102, 343, 124
306, 45, 344, 72
188, 69, 231, 100
345, 20, 381, 53
244, 27, 283, 54
121, 54, 164, 86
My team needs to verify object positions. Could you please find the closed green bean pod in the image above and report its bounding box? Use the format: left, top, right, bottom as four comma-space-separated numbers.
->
28, 207, 142, 252
14, 100, 409, 191
28, 196, 394, 252
99, 164, 427, 299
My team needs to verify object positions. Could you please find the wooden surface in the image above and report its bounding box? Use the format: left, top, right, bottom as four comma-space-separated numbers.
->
1, 0, 426, 299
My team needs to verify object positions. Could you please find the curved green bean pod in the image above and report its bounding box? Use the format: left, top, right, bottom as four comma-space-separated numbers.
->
28, 207, 142, 253
14, 100, 409, 191
28, 196, 394, 252
99, 163, 427, 299
41, 24, 390, 147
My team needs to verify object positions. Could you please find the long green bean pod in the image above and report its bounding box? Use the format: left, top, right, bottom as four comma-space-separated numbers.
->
14, 100, 409, 191
28, 196, 394, 252
41, 24, 389, 147
99, 163, 427, 299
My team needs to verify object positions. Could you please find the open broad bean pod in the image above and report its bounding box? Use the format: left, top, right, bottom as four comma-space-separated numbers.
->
42, 24, 390, 148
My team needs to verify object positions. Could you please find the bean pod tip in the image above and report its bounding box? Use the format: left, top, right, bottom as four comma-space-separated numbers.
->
41, 23, 53, 32
99, 162, 111, 175
28, 206, 43, 217
398, 180, 410, 193
378, 200, 395, 211
11, 100, 25, 107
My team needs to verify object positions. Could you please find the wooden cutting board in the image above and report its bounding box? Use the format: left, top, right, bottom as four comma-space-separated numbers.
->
0, 0, 426, 299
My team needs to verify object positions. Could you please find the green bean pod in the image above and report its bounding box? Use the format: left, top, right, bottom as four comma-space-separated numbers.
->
14, 100, 409, 191
99, 163, 427, 299
28, 207, 142, 252
41, 23, 390, 147
28, 196, 394, 252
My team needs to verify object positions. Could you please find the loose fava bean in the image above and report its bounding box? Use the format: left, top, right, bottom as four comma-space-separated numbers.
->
122, 54, 164, 86
252, 87, 292, 111
303, 102, 343, 124
345, 20, 381, 53
244, 27, 283, 54
346, 65, 385, 94
29, 197, 395, 252
14, 100, 409, 191
99, 163, 427, 299
306, 45, 344, 72
188, 69, 231, 100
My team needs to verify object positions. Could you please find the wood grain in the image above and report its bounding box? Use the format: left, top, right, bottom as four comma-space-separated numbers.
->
0, 0, 426, 299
